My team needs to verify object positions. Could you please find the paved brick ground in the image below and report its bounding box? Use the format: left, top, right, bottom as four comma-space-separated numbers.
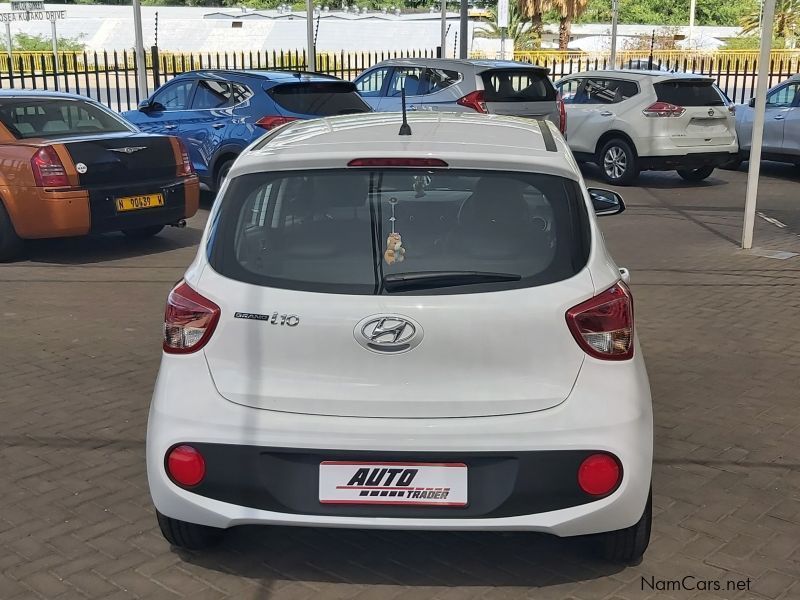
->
1, 167, 799, 600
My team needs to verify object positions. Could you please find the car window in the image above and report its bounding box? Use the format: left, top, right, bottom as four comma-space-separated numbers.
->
0, 98, 130, 139
388, 67, 425, 97
268, 82, 370, 116
557, 79, 582, 104
207, 169, 590, 295
654, 80, 725, 106
570, 78, 638, 105
152, 80, 195, 110
421, 68, 461, 94
480, 69, 556, 102
767, 83, 800, 107
355, 67, 391, 97
192, 80, 233, 109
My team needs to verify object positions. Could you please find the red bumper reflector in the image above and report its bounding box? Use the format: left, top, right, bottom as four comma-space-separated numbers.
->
577, 453, 621, 496
167, 445, 206, 487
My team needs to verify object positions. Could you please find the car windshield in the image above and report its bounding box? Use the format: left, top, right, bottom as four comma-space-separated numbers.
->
207, 169, 590, 295
0, 98, 131, 139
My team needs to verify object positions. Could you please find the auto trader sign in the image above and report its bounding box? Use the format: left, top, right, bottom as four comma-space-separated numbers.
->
1, 2, 66, 22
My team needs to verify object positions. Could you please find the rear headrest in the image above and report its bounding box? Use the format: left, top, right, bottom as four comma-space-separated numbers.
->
458, 178, 529, 226
313, 173, 369, 208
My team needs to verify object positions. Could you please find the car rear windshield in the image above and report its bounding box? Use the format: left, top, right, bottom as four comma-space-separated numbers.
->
480, 69, 556, 102
0, 98, 130, 139
207, 169, 590, 295
654, 80, 725, 106
268, 82, 371, 116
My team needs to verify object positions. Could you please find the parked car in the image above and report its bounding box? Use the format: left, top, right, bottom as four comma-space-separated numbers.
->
353, 59, 566, 133
620, 59, 671, 72
0, 90, 199, 261
554, 70, 738, 184
147, 112, 654, 564
726, 74, 800, 169
122, 70, 371, 192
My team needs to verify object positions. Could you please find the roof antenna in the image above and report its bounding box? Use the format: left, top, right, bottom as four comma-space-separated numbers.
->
399, 87, 412, 136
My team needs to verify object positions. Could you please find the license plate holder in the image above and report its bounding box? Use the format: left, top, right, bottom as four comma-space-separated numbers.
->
319, 461, 468, 507
115, 193, 165, 212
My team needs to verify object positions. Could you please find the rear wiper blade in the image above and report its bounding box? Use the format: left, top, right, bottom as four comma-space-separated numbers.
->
382, 271, 521, 293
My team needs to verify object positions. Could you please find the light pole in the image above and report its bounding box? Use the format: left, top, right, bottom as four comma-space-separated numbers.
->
609, 0, 619, 68
441, 0, 447, 58
689, 0, 696, 41
742, 0, 777, 249
306, 0, 316, 71
132, 0, 147, 99
459, 0, 468, 59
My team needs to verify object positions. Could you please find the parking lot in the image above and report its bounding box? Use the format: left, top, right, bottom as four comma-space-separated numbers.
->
2, 164, 799, 600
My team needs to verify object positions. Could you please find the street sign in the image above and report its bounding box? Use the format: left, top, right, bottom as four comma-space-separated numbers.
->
1, 2, 65, 23
497, 0, 509, 28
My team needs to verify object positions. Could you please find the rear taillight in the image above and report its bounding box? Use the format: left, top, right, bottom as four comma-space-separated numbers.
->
256, 115, 300, 130
30, 146, 70, 187
566, 282, 634, 360
175, 138, 194, 177
557, 93, 567, 134
642, 101, 685, 118
163, 282, 220, 354
457, 90, 487, 114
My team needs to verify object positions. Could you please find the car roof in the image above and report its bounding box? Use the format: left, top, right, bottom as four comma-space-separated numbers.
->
171, 69, 342, 83
0, 89, 96, 101
233, 112, 577, 180
367, 58, 549, 73
558, 69, 714, 83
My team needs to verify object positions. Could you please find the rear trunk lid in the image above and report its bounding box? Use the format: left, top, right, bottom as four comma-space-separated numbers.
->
479, 68, 560, 125
654, 79, 735, 147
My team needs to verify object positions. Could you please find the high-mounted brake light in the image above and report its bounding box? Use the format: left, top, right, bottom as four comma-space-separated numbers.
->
347, 158, 449, 168
457, 90, 488, 114
642, 101, 685, 118
175, 138, 194, 177
30, 146, 70, 187
163, 282, 221, 354
566, 282, 634, 360
557, 93, 567, 134
256, 115, 300, 130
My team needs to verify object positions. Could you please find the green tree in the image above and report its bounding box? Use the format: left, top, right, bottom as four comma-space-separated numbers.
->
12, 32, 86, 52
552, 0, 590, 49
740, 0, 799, 39
518, 0, 551, 46
474, 5, 540, 50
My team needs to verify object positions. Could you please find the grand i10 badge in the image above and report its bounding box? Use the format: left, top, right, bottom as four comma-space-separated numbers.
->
234, 311, 299, 326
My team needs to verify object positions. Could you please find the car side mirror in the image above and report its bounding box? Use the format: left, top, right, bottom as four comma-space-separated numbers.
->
138, 100, 164, 112
588, 188, 625, 216
748, 97, 756, 108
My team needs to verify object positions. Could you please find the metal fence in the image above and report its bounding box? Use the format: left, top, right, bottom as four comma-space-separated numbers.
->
1, 47, 798, 111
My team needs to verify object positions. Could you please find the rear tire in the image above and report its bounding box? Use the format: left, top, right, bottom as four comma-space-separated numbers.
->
156, 510, 225, 550
0, 201, 23, 262
594, 489, 652, 565
677, 166, 715, 182
215, 159, 234, 192
122, 225, 164, 239
597, 139, 639, 185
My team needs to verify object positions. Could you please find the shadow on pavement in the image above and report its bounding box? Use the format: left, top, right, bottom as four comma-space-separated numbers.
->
723, 160, 800, 183
580, 163, 733, 189
19, 226, 203, 265
179, 527, 624, 588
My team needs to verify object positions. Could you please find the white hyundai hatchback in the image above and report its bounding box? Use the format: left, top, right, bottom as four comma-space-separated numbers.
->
147, 112, 653, 564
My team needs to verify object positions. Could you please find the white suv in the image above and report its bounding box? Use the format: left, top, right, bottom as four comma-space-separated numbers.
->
555, 70, 738, 184
147, 112, 654, 564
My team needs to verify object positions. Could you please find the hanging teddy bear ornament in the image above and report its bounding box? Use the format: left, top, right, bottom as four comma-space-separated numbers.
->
384, 197, 406, 265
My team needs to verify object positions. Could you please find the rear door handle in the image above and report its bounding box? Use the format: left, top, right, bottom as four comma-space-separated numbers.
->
600, 111, 614, 117
212, 123, 225, 129
774, 115, 785, 120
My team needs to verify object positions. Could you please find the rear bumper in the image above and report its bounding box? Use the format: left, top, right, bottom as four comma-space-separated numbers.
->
638, 151, 738, 171
8, 175, 198, 239
146, 342, 653, 536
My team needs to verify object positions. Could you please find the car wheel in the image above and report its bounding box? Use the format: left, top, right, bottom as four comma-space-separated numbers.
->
156, 511, 225, 550
215, 159, 234, 192
594, 489, 652, 565
598, 139, 639, 185
0, 200, 24, 262
676, 166, 715, 182
122, 225, 165, 239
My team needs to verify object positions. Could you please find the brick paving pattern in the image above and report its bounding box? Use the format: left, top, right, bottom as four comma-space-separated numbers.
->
1, 167, 799, 599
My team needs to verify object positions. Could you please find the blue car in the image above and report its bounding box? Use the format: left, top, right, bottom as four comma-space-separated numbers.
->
123, 70, 371, 191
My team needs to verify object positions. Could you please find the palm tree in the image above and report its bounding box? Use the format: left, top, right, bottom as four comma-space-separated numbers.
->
740, 0, 800, 40
518, 0, 551, 47
474, 5, 540, 51
552, 0, 591, 50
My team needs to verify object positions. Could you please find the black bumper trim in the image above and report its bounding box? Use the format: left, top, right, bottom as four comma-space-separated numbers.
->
638, 152, 737, 171
171, 444, 622, 519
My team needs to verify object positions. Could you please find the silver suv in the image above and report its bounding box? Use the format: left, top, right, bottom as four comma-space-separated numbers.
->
354, 59, 565, 133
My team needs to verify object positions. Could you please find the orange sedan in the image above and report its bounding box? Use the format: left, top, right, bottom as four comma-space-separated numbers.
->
0, 90, 199, 260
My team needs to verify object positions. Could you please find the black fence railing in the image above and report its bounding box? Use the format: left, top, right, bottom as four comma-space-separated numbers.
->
1, 47, 797, 111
